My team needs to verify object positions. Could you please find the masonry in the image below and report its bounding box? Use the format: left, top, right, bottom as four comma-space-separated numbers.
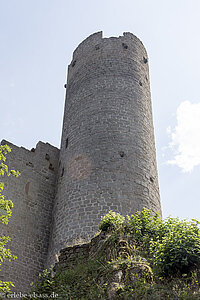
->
0, 31, 162, 292
0, 140, 59, 291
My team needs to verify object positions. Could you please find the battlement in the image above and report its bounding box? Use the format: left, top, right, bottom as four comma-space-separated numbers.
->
1, 139, 59, 156
71, 31, 146, 61
67, 32, 148, 86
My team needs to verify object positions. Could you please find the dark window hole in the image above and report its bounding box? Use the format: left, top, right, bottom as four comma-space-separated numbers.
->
31, 148, 35, 152
139, 81, 143, 86
49, 163, 54, 171
65, 138, 69, 149
119, 151, 125, 158
143, 57, 148, 64
150, 177, 154, 183
72, 60, 76, 67
122, 43, 128, 49
45, 153, 50, 161
61, 167, 64, 177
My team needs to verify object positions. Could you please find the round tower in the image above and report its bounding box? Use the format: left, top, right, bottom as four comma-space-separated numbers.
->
47, 32, 161, 266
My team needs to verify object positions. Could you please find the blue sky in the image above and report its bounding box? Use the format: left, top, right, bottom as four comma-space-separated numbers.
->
1, 0, 200, 220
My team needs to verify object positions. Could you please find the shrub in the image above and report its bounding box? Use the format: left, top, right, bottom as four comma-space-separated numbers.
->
32, 269, 55, 295
99, 211, 125, 231
127, 208, 200, 277
126, 208, 163, 255
150, 217, 200, 277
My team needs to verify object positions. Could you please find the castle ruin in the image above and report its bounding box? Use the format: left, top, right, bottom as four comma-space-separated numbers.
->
1, 32, 162, 292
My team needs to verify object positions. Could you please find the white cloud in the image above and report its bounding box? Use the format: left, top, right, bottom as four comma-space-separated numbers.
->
167, 101, 200, 172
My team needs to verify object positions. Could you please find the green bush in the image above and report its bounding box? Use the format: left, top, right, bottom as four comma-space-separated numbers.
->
126, 208, 163, 255
99, 210, 125, 231
127, 208, 200, 277
32, 269, 55, 295
150, 217, 200, 277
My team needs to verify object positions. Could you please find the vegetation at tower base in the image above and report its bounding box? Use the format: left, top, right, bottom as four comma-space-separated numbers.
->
25, 209, 200, 300
0, 145, 20, 293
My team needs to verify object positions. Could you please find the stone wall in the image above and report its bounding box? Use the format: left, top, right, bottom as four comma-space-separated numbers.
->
54, 231, 107, 272
47, 31, 161, 267
0, 140, 59, 292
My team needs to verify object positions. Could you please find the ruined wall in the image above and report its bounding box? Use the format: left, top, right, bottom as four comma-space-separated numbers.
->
47, 32, 161, 267
53, 231, 108, 272
0, 140, 59, 292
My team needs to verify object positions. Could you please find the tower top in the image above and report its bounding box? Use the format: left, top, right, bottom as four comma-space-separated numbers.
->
71, 31, 147, 63
67, 31, 149, 85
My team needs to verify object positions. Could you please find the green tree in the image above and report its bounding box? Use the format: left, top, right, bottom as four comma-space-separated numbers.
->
0, 144, 20, 293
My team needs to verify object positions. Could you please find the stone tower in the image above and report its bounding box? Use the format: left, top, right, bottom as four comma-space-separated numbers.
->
0, 32, 161, 292
47, 32, 161, 267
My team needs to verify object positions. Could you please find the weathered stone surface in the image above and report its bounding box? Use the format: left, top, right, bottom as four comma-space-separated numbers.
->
53, 231, 107, 271
47, 31, 161, 267
54, 230, 153, 299
0, 140, 59, 292
0, 31, 161, 292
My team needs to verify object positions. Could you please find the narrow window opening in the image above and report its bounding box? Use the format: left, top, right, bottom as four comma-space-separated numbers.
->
150, 177, 154, 183
61, 167, 64, 177
119, 151, 125, 158
65, 138, 69, 149
49, 163, 54, 171
72, 60, 76, 67
143, 57, 148, 64
45, 153, 50, 160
